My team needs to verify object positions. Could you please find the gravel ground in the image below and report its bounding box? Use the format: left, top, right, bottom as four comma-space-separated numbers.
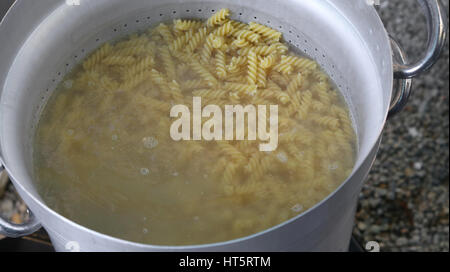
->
1, 0, 448, 251
353, 0, 449, 252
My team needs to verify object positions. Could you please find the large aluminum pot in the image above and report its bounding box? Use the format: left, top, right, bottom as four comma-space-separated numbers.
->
0, 0, 447, 251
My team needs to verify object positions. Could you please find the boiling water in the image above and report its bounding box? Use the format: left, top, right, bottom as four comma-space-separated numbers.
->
33, 13, 356, 245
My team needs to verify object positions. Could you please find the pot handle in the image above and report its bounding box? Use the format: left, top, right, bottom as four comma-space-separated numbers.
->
388, 37, 413, 117
0, 165, 42, 238
0, 211, 42, 238
393, 0, 448, 79
388, 0, 448, 117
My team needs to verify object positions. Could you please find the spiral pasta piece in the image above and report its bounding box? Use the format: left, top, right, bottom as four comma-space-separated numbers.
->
156, 23, 174, 44
169, 29, 194, 52
190, 60, 218, 86
200, 33, 216, 64
207, 8, 230, 27
286, 73, 303, 97
224, 83, 258, 97
192, 89, 226, 99
103, 55, 135, 66
123, 55, 154, 81
248, 22, 282, 42
247, 49, 258, 85
159, 46, 176, 81
235, 29, 261, 43
260, 53, 277, 69
257, 58, 267, 88
173, 19, 203, 31
215, 49, 227, 79
186, 27, 208, 53
83, 43, 112, 70
214, 21, 234, 37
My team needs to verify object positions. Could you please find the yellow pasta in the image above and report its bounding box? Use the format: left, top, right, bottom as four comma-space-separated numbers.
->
156, 23, 174, 44
159, 46, 176, 81
200, 33, 216, 64
211, 35, 225, 49
186, 27, 208, 53
215, 49, 227, 79
214, 21, 234, 37
248, 22, 282, 41
190, 60, 218, 86
83, 43, 112, 70
181, 79, 208, 90
247, 49, 258, 85
286, 73, 303, 97
103, 55, 135, 66
34, 10, 357, 246
256, 57, 267, 88
207, 8, 230, 27
232, 38, 251, 48
169, 29, 194, 52
192, 89, 226, 99
235, 29, 261, 43
260, 53, 277, 69
224, 82, 258, 96
173, 19, 203, 31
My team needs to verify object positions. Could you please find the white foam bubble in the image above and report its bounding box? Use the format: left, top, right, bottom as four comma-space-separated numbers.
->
277, 152, 288, 163
140, 168, 150, 176
142, 136, 158, 149
291, 204, 304, 213
63, 80, 73, 89
328, 163, 339, 171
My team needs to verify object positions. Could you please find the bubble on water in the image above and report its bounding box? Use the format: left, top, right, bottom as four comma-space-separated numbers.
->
291, 204, 303, 213
142, 228, 148, 234
277, 152, 288, 163
172, 172, 179, 177
140, 168, 150, 176
111, 134, 118, 141
193, 216, 199, 221
247, 87, 257, 96
67, 129, 74, 136
203, 174, 208, 179
328, 163, 339, 171
63, 80, 73, 89
142, 216, 147, 221
142, 136, 158, 149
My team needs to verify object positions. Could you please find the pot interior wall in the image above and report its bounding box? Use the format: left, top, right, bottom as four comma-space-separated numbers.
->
1, 0, 391, 207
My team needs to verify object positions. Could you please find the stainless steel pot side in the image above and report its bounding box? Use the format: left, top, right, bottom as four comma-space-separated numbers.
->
0, 0, 447, 251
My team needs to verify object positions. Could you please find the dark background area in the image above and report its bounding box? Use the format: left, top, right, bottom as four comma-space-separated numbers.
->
353, 0, 449, 251
0, 0, 448, 251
